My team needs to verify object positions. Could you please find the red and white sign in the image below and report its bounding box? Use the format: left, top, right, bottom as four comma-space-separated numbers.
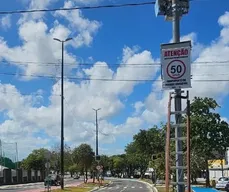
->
96, 165, 103, 170
161, 41, 191, 90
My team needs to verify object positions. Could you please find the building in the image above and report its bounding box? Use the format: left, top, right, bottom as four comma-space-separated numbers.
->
209, 148, 229, 180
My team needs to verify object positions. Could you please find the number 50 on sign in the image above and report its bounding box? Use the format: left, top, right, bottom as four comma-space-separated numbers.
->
161, 41, 192, 90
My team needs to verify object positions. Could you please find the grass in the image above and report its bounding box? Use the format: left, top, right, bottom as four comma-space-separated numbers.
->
156, 186, 173, 192
140, 178, 154, 184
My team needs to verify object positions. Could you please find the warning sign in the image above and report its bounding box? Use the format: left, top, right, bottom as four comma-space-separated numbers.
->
161, 41, 192, 90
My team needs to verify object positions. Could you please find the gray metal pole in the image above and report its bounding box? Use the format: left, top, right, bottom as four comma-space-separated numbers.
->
96, 110, 98, 157
61, 41, 64, 189
16, 142, 18, 169
53, 37, 72, 189
172, 0, 184, 192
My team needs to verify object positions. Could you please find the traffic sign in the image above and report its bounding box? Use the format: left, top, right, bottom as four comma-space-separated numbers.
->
161, 41, 191, 90
96, 165, 103, 170
96, 165, 101, 170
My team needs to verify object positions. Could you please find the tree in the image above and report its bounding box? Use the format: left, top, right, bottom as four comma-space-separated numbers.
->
72, 144, 94, 183
150, 153, 166, 181
189, 97, 229, 186
68, 164, 80, 177
110, 155, 127, 177
99, 155, 110, 174
21, 148, 50, 170
50, 143, 73, 174
125, 126, 166, 178
0, 157, 16, 169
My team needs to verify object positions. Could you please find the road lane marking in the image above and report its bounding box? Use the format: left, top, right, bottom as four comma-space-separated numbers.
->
131, 186, 135, 188
120, 185, 128, 192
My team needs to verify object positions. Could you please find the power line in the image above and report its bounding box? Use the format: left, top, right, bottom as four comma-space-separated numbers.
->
0, 89, 60, 97
0, 71, 229, 82
0, 2, 155, 15
0, 0, 221, 16
3, 60, 229, 67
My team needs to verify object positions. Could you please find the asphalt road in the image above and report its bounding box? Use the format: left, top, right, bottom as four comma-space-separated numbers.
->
0, 177, 84, 192
98, 179, 154, 192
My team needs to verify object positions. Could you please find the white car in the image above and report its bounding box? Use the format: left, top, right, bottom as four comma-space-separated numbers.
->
216, 177, 229, 190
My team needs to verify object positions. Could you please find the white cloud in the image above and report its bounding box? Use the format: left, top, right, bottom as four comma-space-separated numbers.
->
133, 101, 144, 116
54, 1, 101, 48
19, 0, 58, 23
0, 0, 101, 80
222, 117, 229, 123
218, 12, 229, 27
170, 32, 205, 60
0, 15, 11, 30
0, 45, 157, 158
0, 18, 97, 78
71, 0, 102, 4
1, 9, 229, 160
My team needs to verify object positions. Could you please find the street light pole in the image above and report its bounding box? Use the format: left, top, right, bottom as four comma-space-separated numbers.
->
53, 37, 72, 190
92, 108, 101, 159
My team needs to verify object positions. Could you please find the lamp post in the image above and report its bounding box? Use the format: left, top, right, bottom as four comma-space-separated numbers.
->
53, 37, 72, 189
92, 108, 101, 160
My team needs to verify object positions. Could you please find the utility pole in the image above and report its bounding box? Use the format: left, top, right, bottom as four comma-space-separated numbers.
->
15, 142, 18, 169
93, 108, 101, 159
172, 1, 184, 192
0, 140, 2, 172
53, 37, 73, 190
156, 0, 190, 191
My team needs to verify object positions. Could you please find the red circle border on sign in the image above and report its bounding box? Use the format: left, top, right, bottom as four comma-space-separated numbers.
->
166, 59, 186, 79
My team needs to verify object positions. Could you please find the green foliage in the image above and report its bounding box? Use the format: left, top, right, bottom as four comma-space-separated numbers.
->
21, 148, 50, 170
68, 164, 80, 174
125, 126, 166, 178
72, 144, 94, 170
189, 97, 229, 186
108, 154, 127, 176
99, 155, 110, 173
0, 157, 16, 169
20, 96, 229, 186
49, 143, 74, 173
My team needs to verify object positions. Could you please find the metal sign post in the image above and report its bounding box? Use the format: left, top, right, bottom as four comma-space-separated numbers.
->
45, 151, 51, 192
161, 42, 191, 192
45, 175, 51, 192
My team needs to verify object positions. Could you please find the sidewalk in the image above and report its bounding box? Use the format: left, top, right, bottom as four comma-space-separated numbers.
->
0, 177, 73, 189
21, 180, 84, 192
21, 178, 106, 192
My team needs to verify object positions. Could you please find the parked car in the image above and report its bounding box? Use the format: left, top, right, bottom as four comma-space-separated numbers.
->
73, 174, 80, 179
216, 177, 229, 190
44, 174, 61, 186
225, 183, 229, 192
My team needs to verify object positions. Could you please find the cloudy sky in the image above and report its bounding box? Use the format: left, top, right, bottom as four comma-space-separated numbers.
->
0, 0, 228, 160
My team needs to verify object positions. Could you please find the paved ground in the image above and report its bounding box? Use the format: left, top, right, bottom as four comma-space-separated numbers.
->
0, 177, 84, 192
97, 179, 153, 192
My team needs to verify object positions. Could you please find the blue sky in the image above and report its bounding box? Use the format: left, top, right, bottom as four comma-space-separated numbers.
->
0, 0, 228, 160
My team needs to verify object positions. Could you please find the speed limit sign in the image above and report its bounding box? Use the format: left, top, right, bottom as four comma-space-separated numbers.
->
167, 60, 186, 79
161, 41, 191, 90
